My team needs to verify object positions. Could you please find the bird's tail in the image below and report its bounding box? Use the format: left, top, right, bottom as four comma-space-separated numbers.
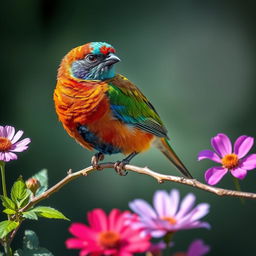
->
155, 138, 193, 178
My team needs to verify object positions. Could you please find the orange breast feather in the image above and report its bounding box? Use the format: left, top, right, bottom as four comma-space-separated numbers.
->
54, 77, 109, 149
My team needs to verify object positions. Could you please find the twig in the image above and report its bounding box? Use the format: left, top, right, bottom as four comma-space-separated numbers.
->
19, 162, 256, 213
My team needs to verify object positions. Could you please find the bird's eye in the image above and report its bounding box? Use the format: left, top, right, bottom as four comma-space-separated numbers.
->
87, 54, 97, 62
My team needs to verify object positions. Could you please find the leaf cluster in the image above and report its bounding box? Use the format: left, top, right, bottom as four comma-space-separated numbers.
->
0, 170, 69, 241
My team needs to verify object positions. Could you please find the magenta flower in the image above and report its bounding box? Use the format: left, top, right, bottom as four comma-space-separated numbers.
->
198, 133, 256, 185
0, 125, 31, 162
129, 189, 210, 238
66, 208, 151, 256
172, 240, 210, 256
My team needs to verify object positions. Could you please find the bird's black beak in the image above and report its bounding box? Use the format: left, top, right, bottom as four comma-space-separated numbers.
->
104, 53, 121, 65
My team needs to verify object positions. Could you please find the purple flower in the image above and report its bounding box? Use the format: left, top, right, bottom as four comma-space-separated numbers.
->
129, 189, 210, 238
0, 125, 31, 162
198, 133, 256, 185
173, 239, 210, 256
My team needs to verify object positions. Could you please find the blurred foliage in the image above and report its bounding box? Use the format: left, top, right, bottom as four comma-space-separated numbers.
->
14, 230, 54, 256
1, 0, 256, 255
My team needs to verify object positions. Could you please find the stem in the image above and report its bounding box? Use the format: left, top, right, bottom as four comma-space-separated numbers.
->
163, 232, 174, 246
232, 177, 245, 204
163, 232, 174, 254
1, 161, 10, 221
4, 242, 12, 256
0, 161, 12, 255
0, 161, 7, 197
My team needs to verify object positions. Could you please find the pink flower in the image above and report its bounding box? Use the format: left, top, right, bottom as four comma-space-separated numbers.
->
129, 189, 210, 238
172, 239, 210, 256
0, 125, 31, 162
66, 208, 151, 256
198, 133, 256, 185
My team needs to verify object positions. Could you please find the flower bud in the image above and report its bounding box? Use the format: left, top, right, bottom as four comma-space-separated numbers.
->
26, 178, 40, 195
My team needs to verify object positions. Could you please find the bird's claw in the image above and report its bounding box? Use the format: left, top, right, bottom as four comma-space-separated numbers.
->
114, 161, 128, 176
91, 152, 104, 170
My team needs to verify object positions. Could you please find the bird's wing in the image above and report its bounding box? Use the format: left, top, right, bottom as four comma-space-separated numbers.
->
106, 74, 168, 138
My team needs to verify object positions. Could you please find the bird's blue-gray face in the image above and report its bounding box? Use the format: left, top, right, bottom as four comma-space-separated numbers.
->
71, 52, 120, 81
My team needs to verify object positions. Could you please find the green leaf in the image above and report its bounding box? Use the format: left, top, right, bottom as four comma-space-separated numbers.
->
3, 208, 16, 215
31, 206, 69, 221
13, 230, 54, 256
23, 230, 39, 250
22, 211, 38, 220
10, 177, 32, 209
0, 195, 16, 210
32, 169, 48, 196
0, 220, 19, 239
11, 177, 28, 202
17, 190, 31, 209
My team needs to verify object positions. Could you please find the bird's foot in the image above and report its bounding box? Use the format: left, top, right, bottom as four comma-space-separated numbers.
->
91, 152, 104, 170
114, 152, 137, 176
114, 160, 129, 176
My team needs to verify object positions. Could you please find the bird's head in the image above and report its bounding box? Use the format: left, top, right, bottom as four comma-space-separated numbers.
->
61, 42, 120, 81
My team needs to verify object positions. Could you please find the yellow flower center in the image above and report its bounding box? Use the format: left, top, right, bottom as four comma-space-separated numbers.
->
98, 231, 120, 249
0, 137, 12, 151
221, 153, 239, 169
162, 216, 177, 225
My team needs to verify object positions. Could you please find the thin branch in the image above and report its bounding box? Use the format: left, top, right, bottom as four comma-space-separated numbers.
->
8, 221, 22, 246
20, 162, 256, 213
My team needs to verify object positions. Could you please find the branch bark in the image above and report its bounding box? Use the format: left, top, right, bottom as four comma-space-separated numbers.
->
19, 162, 256, 214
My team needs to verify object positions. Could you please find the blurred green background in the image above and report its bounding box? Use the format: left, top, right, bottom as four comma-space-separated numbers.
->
1, 0, 256, 255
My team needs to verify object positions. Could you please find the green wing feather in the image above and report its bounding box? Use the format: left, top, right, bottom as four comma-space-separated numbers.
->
107, 74, 168, 138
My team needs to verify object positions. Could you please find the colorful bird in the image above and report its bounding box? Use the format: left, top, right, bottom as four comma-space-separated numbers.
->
54, 42, 193, 178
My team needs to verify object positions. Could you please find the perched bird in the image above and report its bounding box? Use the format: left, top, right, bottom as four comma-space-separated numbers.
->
54, 42, 193, 178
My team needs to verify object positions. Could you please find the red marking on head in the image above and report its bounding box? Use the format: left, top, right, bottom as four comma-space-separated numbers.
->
100, 45, 116, 55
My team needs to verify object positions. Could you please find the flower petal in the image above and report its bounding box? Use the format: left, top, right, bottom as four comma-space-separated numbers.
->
5, 126, 15, 140
0, 152, 17, 162
176, 193, 196, 219
87, 208, 108, 231
80, 249, 90, 256
0, 126, 5, 137
116, 252, 132, 256
175, 220, 210, 231
65, 238, 86, 249
129, 199, 157, 219
234, 135, 254, 158
10, 146, 29, 153
187, 239, 210, 256
205, 166, 228, 185
150, 229, 167, 238
153, 190, 171, 217
211, 133, 232, 157
11, 130, 24, 144
122, 239, 150, 253
109, 209, 121, 231
239, 154, 256, 170
187, 203, 210, 222
197, 150, 221, 163
169, 189, 180, 216
11, 138, 31, 152
231, 167, 247, 179
69, 223, 96, 240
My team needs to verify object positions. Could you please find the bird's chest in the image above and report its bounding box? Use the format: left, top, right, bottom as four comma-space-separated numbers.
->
54, 84, 109, 128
